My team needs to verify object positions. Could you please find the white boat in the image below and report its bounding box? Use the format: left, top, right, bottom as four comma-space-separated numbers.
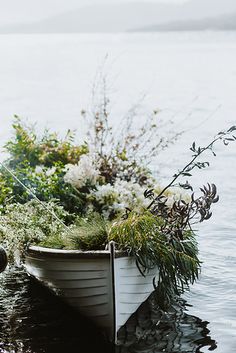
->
24, 242, 158, 343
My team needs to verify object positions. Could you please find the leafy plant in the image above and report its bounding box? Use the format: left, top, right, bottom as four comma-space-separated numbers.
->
148, 125, 236, 202
0, 80, 182, 219
1, 94, 235, 312
144, 126, 236, 241
5, 116, 88, 168
109, 211, 200, 310
0, 117, 89, 213
38, 232, 72, 250
0, 200, 110, 257
0, 201, 69, 260
0, 162, 85, 214
109, 126, 236, 309
68, 214, 109, 251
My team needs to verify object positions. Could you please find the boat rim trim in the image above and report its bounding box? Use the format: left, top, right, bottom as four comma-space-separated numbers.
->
26, 245, 128, 259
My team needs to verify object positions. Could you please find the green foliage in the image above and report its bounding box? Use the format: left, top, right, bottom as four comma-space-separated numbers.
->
0, 173, 13, 212
0, 117, 88, 213
0, 201, 69, 260
68, 214, 109, 250
0, 197, 110, 257
5, 117, 40, 167
0, 163, 85, 214
109, 211, 200, 310
1, 110, 232, 311
38, 232, 72, 250
5, 116, 88, 168
40, 214, 109, 251
0, 116, 156, 218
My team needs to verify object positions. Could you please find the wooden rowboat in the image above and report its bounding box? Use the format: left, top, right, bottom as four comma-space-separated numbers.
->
24, 242, 158, 343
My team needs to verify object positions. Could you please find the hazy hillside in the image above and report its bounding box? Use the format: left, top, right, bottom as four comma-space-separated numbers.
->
136, 12, 236, 32
0, 3, 180, 33
0, 0, 236, 33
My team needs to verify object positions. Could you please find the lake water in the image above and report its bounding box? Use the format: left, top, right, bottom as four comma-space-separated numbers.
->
0, 32, 236, 352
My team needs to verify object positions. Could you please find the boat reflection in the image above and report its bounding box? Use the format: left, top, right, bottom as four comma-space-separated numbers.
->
117, 294, 217, 353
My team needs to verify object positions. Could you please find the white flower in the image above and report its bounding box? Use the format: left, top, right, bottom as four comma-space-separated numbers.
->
35, 165, 44, 174
114, 179, 148, 209
90, 183, 117, 204
64, 154, 100, 189
89, 178, 148, 218
45, 166, 56, 177
35, 165, 57, 177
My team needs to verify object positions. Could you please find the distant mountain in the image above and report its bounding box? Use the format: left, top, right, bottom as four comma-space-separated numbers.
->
0, 3, 180, 33
135, 12, 236, 32
0, 0, 236, 33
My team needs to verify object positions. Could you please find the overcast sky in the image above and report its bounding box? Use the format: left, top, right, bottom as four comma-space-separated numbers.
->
0, 0, 189, 25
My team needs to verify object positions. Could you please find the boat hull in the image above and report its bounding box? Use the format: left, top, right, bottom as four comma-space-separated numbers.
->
25, 245, 158, 342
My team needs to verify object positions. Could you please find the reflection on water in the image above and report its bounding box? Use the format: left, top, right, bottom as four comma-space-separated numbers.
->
117, 296, 217, 353
0, 267, 217, 353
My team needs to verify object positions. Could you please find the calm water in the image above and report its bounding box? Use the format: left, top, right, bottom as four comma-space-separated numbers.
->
0, 32, 236, 352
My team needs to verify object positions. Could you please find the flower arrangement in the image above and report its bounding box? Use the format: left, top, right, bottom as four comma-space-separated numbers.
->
0, 101, 235, 309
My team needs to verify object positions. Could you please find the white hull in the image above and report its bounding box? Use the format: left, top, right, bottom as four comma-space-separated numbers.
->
25, 244, 158, 343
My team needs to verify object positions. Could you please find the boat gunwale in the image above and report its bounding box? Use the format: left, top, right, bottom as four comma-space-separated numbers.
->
26, 245, 128, 259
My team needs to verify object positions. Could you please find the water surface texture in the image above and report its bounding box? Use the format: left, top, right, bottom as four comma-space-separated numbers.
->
0, 32, 236, 352
0, 267, 216, 353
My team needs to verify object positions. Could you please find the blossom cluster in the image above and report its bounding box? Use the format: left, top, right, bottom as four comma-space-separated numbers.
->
63, 152, 153, 219
35, 165, 57, 177
64, 154, 100, 189
89, 179, 149, 218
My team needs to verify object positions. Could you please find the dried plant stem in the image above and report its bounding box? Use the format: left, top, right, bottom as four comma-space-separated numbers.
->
147, 132, 229, 210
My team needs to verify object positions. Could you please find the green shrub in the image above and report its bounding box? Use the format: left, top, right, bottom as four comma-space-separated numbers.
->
109, 211, 200, 310
1, 107, 234, 311
68, 214, 109, 250
39, 214, 110, 251
0, 117, 89, 213
5, 116, 88, 168
0, 200, 69, 260
38, 232, 72, 250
